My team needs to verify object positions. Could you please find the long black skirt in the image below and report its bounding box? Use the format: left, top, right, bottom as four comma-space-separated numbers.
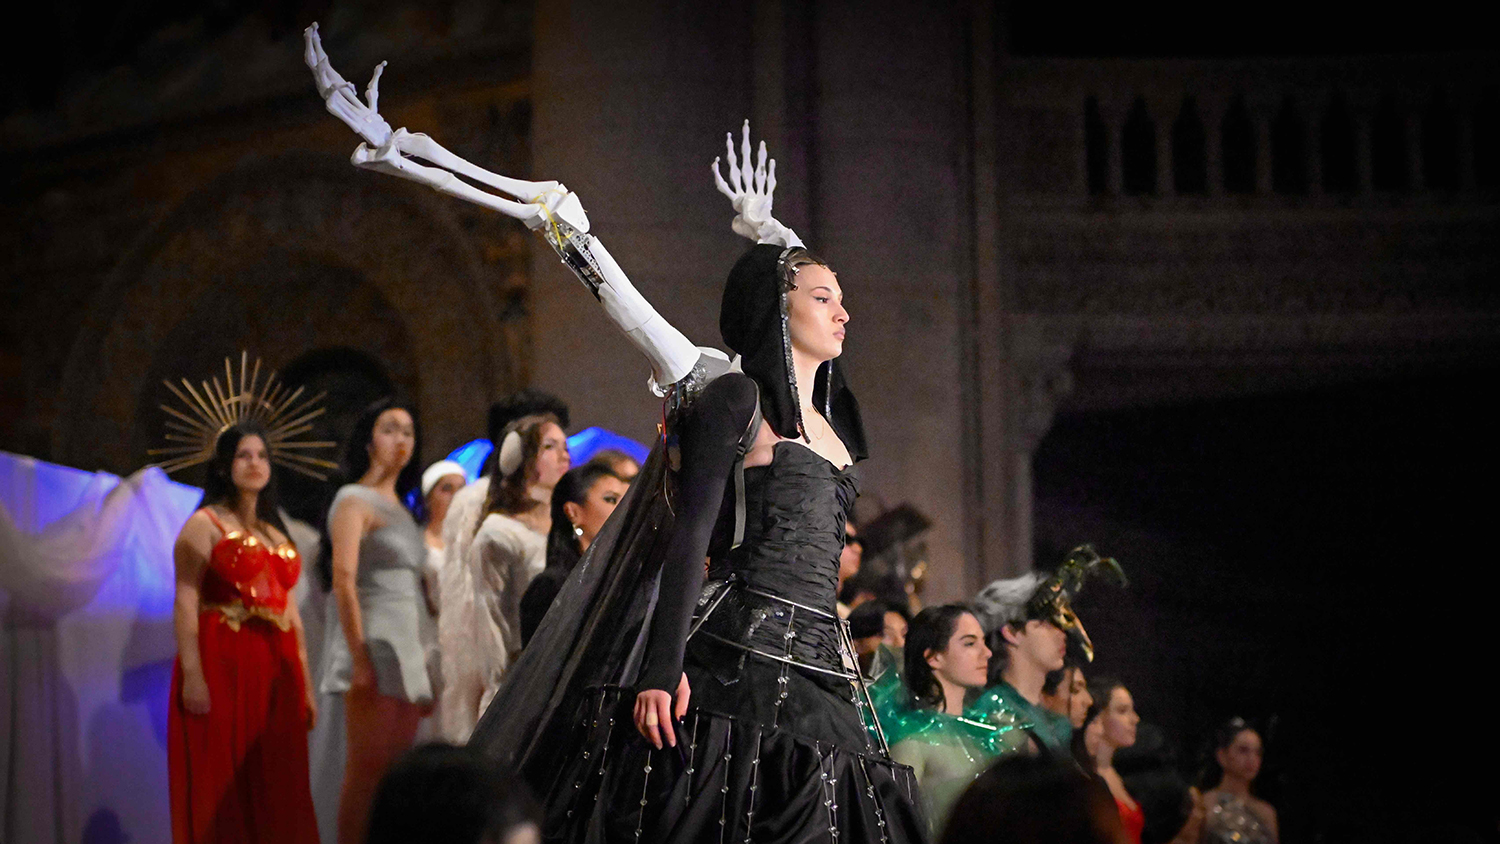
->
468, 443, 926, 842
540, 657, 927, 844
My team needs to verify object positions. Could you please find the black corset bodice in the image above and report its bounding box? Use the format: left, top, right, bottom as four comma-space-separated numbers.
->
690, 441, 859, 679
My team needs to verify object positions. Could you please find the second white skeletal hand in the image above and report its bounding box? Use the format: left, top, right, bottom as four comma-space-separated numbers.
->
303, 22, 700, 389
712, 120, 803, 248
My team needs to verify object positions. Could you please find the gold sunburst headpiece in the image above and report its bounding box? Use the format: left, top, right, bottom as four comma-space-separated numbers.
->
150, 351, 338, 479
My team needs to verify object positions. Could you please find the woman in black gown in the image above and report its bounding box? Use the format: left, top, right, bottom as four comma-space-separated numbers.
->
470, 244, 926, 843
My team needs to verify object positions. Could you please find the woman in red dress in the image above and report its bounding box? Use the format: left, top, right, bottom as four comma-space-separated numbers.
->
169, 422, 319, 843
1077, 678, 1146, 844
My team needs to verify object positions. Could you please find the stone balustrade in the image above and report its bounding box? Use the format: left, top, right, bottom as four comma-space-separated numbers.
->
997, 53, 1498, 205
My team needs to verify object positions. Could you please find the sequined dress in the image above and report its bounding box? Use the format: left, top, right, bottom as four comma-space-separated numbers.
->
168, 510, 318, 844
1203, 792, 1276, 844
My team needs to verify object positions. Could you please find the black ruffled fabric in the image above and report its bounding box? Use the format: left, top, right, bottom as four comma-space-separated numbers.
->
690, 442, 857, 687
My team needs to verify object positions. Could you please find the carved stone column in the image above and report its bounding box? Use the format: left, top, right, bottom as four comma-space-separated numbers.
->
751, 0, 814, 239
812, 0, 971, 600
1005, 320, 1075, 575
1403, 87, 1425, 193
1248, 93, 1276, 196
1457, 87, 1478, 193
1306, 89, 1326, 197
1201, 94, 1226, 197
1099, 98, 1126, 197
1150, 93, 1177, 198
1351, 89, 1377, 196
530, 0, 753, 442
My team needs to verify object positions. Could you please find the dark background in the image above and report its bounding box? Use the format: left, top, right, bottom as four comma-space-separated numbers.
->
1016, 5, 1498, 841
1038, 367, 1500, 842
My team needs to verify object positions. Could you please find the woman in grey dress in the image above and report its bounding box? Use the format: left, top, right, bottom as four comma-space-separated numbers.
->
320, 397, 438, 844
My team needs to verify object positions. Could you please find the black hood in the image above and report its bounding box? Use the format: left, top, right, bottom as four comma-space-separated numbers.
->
719, 244, 868, 462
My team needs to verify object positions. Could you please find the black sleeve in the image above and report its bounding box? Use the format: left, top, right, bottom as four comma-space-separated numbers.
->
636, 372, 758, 693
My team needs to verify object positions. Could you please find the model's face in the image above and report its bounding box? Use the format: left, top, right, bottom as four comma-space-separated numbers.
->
838, 521, 862, 585
928, 612, 992, 690
530, 422, 571, 490
883, 611, 908, 649
564, 473, 629, 549
1216, 729, 1263, 783
785, 264, 848, 363
1099, 687, 1139, 750
425, 473, 465, 527
230, 434, 271, 494
368, 408, 415, 472
1011, 619, 1068, 673
1067, 668, 1094, 729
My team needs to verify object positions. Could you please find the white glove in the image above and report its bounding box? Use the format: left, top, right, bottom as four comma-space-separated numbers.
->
712, 121, 803, 248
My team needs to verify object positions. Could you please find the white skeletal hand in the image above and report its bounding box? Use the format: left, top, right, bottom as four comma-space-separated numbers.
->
712, 121, 803, 248
302, 21, 703, 390
303, 22, 392, 148
302, 22, 587, 234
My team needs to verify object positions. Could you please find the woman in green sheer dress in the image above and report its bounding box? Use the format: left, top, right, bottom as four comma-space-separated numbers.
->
873, 604, 1031, 834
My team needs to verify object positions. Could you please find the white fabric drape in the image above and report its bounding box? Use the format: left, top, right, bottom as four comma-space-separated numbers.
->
0, 452, 199, 844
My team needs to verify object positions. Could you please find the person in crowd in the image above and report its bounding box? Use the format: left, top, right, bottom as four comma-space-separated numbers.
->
168, 422, 319, 843
437, 390, 569, 741
319, 397, 438, 844
586, 448, 640, 482
836, 518, 863, 617
972, 546, 1123, 757
879, 604, 1029, 833
883, 602, 910, 649
972, 577, 1075, 755
1200, 718, 1278, 844
418, 460, 468, 616
365, 743, 541, 844
464, 413, 569, 723
518, 462, 629, 645
851, 598, 910, 680
848, 599, 891, 678
413, 460, 466, 741
937, 755, 1129, 844
1074, 678, 1145, 844
1041, 664, 1094, 729
838, 572, 880, 613
1116, 723, 1205, 844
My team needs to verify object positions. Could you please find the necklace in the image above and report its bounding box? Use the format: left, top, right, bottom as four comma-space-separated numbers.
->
801, 406, 828, 440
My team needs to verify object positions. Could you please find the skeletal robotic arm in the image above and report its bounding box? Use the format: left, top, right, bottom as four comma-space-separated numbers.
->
304, 23, 700, 391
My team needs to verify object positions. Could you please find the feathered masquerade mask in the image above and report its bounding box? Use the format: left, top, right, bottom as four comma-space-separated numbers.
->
973, 544, 1126, 662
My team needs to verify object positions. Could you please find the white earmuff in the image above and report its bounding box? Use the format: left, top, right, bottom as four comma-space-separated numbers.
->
498, 430, 525, 477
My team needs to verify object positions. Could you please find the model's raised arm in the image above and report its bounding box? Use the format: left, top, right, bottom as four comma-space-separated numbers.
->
303, 23, 700, 390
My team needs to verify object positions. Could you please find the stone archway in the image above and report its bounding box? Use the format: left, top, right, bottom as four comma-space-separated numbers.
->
55, 151, 518, 477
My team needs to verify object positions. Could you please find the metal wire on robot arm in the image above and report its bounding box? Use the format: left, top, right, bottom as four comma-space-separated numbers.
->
303, 22, 702, 392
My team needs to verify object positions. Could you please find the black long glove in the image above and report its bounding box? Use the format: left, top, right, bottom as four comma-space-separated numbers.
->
636, 372, 758, 693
